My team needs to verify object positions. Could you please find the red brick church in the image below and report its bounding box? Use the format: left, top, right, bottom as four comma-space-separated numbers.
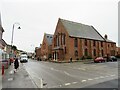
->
52, 18, 116, 62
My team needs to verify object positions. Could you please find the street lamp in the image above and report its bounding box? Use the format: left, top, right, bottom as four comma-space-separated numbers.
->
11, 22, 21, 58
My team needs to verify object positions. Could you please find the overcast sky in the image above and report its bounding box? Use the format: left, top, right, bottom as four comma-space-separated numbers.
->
1, 0, 119, 52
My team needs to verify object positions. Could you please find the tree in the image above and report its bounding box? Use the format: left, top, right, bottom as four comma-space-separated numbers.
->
12, 45, 17, 51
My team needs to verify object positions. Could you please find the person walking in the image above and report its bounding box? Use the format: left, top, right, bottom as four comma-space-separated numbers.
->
70, 57, 72, 63
14, 57, 19, 73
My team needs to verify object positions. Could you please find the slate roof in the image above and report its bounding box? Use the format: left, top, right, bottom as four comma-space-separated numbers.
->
60, 18, 105, 41
0, 13, 4, 32
0, 39, 7, 46
0, 26, 4, 32
105, 39, 115, 43
45, 33, 53, 45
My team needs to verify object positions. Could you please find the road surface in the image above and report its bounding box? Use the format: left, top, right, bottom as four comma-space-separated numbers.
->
24, 59, 118, 88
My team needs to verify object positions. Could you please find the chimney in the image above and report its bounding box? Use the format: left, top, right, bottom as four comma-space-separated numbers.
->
104, 34, 108, 39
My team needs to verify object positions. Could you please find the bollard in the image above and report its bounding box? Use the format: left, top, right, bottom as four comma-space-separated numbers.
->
40, 78, 43, 88
2, 65, 4, 75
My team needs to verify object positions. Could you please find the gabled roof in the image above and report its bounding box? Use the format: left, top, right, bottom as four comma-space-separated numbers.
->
0, 26, 4, 32
45, 33, 53, 45
0, 13, 4, 32
60, 18, 105, 41
0, 39, 7, 46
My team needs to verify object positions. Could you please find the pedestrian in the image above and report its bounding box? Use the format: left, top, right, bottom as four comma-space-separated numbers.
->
70, 57, 72, 63
14, 57, 19, 73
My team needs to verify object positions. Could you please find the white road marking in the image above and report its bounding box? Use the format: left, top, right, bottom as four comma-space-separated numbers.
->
110, 74, 116, 77
65, 83, 71, 86
8, 78, 13, 81
88, 78, 93, 80
59, 85, 62, 87
78, 68, 86, 70
50, 67, 60, 72
50, 68, 54, 70
40, 78, 43, 88
94, 77, 99, 80
64, 71, 70, 76
24, 65, 43, 88
9, 70, 14, 74
99, 76, 105, 78
81, 80, 87, 82
72, 82, 78, 84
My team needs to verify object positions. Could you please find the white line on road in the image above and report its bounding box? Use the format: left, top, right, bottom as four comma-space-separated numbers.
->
65, 83, 71, 86
99, 76, 105, 78
78, 68, 86, 70
24, 65, 43, 88
9, 70, 14, 74
50, 68, 54, 70
110, 74, 116, 77
8, 78, 13, 81
81, 80, 87, 82
88, 78, 93, 81
72, 82, 78, 84
59, 85, 62, 87
50, 67, 60, 72
64, 71, 70, 76
94, 77, 100, 80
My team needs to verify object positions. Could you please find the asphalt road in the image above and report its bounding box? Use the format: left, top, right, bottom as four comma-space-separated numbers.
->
24, 59, 118, 88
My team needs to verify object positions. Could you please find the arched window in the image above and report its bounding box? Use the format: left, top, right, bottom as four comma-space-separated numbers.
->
75, 50, 78, 57
93, 40, 96, 46
94, 49, 96, 56
63, 34, 66, 45
85, 39, 87, 46
74, 38, 78, 47
65, 47, 67, 54
84, 49, 88, 56
101, 50, 104, 56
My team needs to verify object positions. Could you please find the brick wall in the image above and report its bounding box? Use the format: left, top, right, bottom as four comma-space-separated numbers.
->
52, 19, 117, 61
36, 47, 41, 59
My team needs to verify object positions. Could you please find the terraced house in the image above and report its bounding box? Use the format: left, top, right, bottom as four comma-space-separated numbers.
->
52, 18, 116, 62
41, 33, 53, 60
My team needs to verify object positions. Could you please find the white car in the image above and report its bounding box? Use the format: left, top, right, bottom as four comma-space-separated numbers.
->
20, 54, 28, 63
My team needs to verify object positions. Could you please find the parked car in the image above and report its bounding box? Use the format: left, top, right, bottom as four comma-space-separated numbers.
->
109, 56, 117, 62
94, 57, 105, 63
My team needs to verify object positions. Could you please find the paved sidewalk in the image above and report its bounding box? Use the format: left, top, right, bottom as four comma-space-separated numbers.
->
0, 69, 2, 90
2, 63, 37, 89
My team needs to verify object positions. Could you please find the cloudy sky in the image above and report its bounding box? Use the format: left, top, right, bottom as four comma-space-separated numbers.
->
1, 0, 119, 52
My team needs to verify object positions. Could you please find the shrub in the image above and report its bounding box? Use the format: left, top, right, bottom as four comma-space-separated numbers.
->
115, 54, 120, 58
80, 56, 85, 60
86, 56, 92, 59
76, 58, 79, 60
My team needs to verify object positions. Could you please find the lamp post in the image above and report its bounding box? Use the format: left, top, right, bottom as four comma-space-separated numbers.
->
11, 22, 21, 58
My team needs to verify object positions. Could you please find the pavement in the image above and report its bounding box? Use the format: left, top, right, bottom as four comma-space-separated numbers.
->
0, 70, 2, 90
1, 62, 38, 89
